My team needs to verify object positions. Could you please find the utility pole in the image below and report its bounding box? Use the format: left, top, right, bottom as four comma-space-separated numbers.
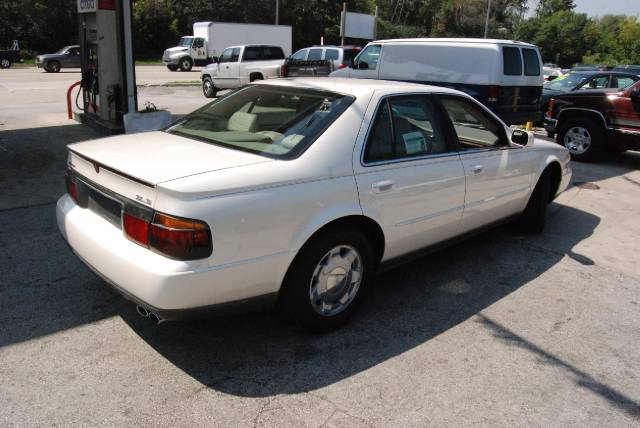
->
484, 0, 492, 38
275, 0, 279, 25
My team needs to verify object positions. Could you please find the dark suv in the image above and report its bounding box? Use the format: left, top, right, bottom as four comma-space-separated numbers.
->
544, 81, 640, 161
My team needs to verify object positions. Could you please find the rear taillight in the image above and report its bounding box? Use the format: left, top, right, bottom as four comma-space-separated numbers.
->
66, 177, 79, 204
338, 63, 346, 69
123, 211, 212, 260
280, 64, 288, 77
547, 99, 556, 117
123, 212, 150, 246
488, 85, 499, 103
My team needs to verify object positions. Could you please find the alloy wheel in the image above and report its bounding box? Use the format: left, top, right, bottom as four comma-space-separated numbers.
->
563, 126, 592, 155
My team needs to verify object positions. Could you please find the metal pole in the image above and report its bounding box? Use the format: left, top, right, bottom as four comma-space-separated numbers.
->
484, 0, 492, 38
275, 0, 279, 25
340, 2, 346, 46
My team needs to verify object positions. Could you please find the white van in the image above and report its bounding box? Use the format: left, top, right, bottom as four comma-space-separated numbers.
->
330, 38, 544, 124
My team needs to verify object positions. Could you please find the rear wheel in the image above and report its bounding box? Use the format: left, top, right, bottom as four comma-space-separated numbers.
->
179, 57, 193, 72
280, 228, 374, 332
557, 117, 604, 162
518, 171, 551, 234
202, 76, 217, 98
0, 58, 11, 69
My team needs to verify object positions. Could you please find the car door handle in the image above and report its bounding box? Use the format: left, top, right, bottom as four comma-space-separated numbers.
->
372, 180, 394, 193
471, 165, 484, 175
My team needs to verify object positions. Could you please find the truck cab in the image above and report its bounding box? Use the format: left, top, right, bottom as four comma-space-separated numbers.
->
163, 36, 208, 71
200, 45, 286, 98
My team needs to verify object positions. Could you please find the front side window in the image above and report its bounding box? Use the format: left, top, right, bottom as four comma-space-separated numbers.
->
307, 48, 323, 60
503, 47, 522, 76
179, 37, 193, 47
439, 96, 504, 150
578, 75, 609, 90
363, 95, 449, 163
166, 85, 354, 159
355, 44, 381, 70
291, 49, 307, 60
219, 48, 234, 63
522, 48, 540, 76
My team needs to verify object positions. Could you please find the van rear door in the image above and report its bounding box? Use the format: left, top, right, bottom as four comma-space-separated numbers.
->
493, 45, 543, 124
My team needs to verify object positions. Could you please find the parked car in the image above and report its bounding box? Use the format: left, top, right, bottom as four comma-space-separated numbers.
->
543, 66, 563, 82
570, 64, 613, 72
200, 44, 285, 97
281, 45, 361, 77
541, 71, 639, 115
330, 38, 544, 125
290, 45, 360, 69
613, 65, 640, 76
0, 40, 20, 69
545, 81, 640, 161
36, 45, 81, 72
57, 78, 571, 330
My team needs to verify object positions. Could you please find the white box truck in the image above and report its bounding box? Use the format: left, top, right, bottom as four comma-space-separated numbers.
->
162, 22, 292, 72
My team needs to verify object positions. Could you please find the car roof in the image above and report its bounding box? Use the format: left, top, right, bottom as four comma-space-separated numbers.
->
371, 38, 537, 48
256, 77, 465, 98
570, 70, 638, 77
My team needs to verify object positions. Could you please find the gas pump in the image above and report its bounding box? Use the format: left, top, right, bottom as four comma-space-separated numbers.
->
74, 0, 136, 132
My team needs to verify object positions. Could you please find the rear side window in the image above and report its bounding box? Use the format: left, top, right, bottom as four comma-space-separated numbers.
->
325, 49, 339, 61
308, 48, 323, 60
503, 47, 522, 76
522, 49, 540, 76
243, 46, 262, 61
612, 76, 637, 89
263, 46, 284, 60
363, 96, 449, 163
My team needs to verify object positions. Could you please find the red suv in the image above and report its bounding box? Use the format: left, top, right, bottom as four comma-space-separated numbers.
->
545, 81, 640, 161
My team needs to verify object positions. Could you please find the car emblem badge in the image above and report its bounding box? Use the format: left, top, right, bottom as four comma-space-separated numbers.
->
93, 162, 100, 173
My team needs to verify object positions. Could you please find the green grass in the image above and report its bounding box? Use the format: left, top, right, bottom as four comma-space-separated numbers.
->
135, 59, 163, 65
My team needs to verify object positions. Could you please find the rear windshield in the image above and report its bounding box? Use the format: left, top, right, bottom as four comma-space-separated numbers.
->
503, 47, 522, 76
166, 85, 354, 159
522, 48, 540, 76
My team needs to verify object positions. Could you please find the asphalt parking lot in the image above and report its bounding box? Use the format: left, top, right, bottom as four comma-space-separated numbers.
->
1, 67, 639, 426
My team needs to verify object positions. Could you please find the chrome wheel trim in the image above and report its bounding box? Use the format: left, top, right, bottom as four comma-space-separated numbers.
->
309, 245, 363, 317
203, 79, 213, 94
563, 126, 591, 155
1, 59, 9, 68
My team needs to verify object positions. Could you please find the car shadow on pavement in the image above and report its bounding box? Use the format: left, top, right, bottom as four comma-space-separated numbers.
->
568, 150, 640, 189
120, 204, 606, 399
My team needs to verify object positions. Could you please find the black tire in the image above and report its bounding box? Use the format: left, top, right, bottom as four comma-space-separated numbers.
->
178, 57, 193, 72
280, 228, 374, 332
0, 58, 11, 69
202, 76, 217, 98
46, 60, 61, 73
167, 65, 178, 71
546, 131, 555, 139
556, 117, 604, 162
518, 171, 551, 234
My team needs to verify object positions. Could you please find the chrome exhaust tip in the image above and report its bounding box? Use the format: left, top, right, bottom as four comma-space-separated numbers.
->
148, 312, 164, 325
136, 305, 149, 318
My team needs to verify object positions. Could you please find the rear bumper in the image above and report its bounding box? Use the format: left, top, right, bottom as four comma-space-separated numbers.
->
56, 194, 291, 318
497, 110, 542, 125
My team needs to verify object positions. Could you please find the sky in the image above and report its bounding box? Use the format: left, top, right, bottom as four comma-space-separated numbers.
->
526, 0, 640, 17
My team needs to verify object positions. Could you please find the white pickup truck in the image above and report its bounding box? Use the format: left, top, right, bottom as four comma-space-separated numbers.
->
201, 45, 286, 98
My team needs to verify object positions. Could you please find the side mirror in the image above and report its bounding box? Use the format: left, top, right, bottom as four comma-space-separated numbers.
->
630, 88, 640, 100
65, 51, 71, 55
358, 61, 369, 70
511, 129, 533, 147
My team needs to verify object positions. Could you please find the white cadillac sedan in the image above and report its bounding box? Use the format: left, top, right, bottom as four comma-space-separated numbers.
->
57, 78, 571, 330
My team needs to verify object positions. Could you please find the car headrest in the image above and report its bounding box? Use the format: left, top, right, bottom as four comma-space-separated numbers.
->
228, 112, 258, 133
